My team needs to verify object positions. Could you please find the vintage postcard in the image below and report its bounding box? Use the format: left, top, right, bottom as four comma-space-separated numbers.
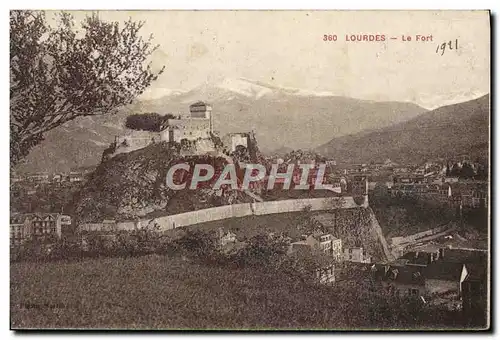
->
10, 10, 490, 330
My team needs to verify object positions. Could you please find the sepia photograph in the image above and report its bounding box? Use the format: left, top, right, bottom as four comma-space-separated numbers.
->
9, 9, 491, 330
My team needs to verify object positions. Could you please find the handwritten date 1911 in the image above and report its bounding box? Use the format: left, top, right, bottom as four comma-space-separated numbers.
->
436, 39, 458, 56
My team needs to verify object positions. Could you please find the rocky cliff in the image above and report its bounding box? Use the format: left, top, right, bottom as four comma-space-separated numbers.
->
70, 142, 256, 223
71, 142, 178, 223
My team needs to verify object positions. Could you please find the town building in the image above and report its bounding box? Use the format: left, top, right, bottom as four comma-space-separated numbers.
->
291, 232, 343, 262
68, 172, 84, 183
10, 214, 31, 247
389, 181, 488, 209
344, 247, 372, 263
10, 213, 71, 246
26, 172, 50, 184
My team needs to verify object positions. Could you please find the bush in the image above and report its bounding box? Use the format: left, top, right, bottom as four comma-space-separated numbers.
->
173, 229, 219, 261
125, 113, 174, 132
232, 234, 290, 268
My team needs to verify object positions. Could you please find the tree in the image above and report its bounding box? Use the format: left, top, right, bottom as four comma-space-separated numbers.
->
449, 163, 461, 177
460, 162, 475, 179
173, 229, 218, 260
231, 145, 250, 163
125, 112, 174, 132
10, 10, 164, 165
235, 234, 290, 268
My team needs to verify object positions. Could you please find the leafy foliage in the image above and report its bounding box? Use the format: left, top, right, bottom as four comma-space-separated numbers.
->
232, 234, 290, 268
124, 112, 174, 132
449, 162, 480, 179
173, 229, 219, 261
10, 10, 164, 165
231, 145, 250, 163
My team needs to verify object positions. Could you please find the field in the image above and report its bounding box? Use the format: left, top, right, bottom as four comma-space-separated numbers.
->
11, 255, 348, 330
11, 254, 465, 330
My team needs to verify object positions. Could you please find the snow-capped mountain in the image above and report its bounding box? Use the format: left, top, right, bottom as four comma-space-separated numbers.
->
140, 78, 337, 103
416, 90, 489, 110
215, 78, 274, 99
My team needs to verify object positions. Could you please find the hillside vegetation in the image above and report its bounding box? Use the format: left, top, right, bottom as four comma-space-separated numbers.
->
11, 255, 463, 329
317, 95, 489, 164
184, 207, 386, 262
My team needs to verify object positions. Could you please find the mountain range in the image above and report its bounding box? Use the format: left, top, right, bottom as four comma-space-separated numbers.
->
14, 78, 487, 173
316, 94, 490, 164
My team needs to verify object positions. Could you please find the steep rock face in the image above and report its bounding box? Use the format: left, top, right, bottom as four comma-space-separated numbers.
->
71, 142, 254, 223
71, 142, 178, 223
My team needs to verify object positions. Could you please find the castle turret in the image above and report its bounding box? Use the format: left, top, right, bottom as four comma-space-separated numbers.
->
190, 101, 213, 132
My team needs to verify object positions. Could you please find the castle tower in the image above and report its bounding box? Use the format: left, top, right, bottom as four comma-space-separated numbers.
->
189, 101, 213, 132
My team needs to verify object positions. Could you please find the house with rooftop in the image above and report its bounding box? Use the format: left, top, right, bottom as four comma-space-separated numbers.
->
344, 247, 372, 264
290, 231, 343, 261
10, 213, 71, 247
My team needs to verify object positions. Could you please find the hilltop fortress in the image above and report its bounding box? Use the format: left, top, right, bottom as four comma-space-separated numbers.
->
109, 101, 255, 158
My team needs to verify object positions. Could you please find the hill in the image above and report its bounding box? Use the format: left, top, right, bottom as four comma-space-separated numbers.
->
69, 142, 255, 223
316, 94, 490, 164
14, 78, 426, 173
15, 114, 126, 174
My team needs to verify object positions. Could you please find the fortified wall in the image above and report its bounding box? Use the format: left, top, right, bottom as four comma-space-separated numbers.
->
129, 195, 367, 231
79, 196, 369, 233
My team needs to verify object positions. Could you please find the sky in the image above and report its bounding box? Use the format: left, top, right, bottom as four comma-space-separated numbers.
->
50, 10, 490, 109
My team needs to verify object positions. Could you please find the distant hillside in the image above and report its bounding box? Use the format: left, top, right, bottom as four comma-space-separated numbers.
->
15, 114, 126, 174
14, 78, 426, 173
316, 94, 490, 164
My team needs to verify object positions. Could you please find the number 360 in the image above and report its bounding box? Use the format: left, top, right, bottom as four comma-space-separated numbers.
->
323, 35, 337, 41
